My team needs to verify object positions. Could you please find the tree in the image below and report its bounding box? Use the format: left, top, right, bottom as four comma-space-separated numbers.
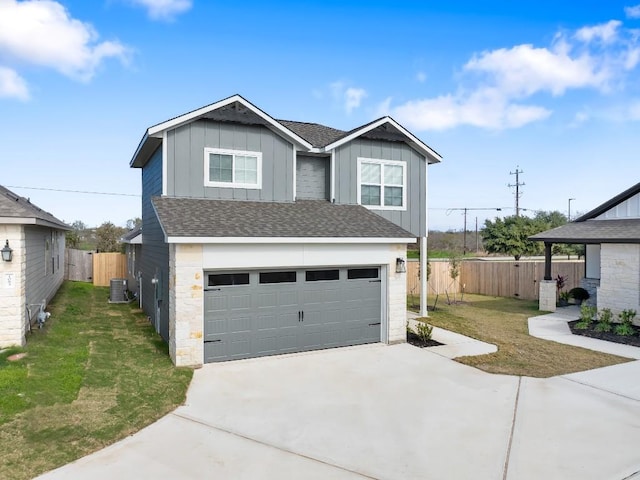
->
481, 216, 544, 260
96, 222, 126, 253
65, 219, 88, 249
126, 217, 142, 230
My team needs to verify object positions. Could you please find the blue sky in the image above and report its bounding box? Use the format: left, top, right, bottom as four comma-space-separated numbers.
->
1, 0, 639, 231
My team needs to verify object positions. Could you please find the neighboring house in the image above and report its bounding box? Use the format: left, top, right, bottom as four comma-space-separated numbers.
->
130, 94, 441, 366
0, 185, 70, 347
120, 226, 142, 303
531, 181, 640, 316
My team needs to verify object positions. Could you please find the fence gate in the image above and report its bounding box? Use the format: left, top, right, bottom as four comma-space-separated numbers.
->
65, 248, 94, 282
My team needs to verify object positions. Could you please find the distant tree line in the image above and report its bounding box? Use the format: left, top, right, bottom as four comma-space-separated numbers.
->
65, 217, 141, 252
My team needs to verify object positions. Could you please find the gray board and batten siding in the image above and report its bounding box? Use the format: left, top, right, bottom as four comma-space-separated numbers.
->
333, 138, 427, 237
141, 146, 170, 341
166, 120, 294, 202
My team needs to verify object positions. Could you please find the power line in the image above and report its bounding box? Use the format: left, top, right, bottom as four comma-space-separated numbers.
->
7, 185, 140, 197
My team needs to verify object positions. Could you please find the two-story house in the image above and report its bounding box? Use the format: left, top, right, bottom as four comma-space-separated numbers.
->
130, 95, 441, 366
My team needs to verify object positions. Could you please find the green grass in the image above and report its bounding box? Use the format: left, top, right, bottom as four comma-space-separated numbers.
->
408, 293, 631, 378
0, 281, 193, 480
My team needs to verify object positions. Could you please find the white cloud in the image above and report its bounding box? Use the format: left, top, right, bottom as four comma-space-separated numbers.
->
0, 0, 129, 84
127, 0, 192, 20
329, 81, 367, 113
344, 87, 367, 113
384, 18, 640, 131
625, 4, 640, 18
626, 100, 640, 120
387, 88, 551, 131
575, 20, 622, 44
465, 42, 608, 96
0, 66, 29, 100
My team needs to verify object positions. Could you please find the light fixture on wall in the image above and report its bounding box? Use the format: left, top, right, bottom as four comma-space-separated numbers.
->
395, 257, 406, 273
1, 240, 13, 262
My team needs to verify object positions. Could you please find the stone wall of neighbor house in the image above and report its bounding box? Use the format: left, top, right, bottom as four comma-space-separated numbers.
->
388, 244, 408, 343
0, 225, 26, 347
597, 244, 640, 319
580, 277, 600, 307
169, 244, 205, 367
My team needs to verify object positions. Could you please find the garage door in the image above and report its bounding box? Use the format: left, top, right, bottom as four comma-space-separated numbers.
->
203, 267, 381, 362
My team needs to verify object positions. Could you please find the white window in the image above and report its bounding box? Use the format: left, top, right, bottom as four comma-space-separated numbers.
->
357, 158, 406, 210
204, 148, 262, 189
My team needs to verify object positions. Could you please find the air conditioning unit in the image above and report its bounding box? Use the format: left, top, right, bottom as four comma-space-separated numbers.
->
109, 278, 128, 303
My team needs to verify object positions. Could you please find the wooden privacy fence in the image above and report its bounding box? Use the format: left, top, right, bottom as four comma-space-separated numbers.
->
92, 252, 127, 287
408, 259, 585, 301
65, 249, 127, 286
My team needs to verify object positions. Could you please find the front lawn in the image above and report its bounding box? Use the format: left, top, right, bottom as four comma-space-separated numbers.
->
409, 293, 631, 377
0, 282, 193, 480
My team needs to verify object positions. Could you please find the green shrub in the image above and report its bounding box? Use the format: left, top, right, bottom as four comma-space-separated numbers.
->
618, 309, 637, 325
595, 308, 613, 333
415, 321, 433, 342
568, 287, 590, 302
615, 322, 636, 336
575, 305, 596, 329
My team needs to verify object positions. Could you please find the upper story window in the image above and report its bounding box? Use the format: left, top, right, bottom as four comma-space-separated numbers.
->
357, 158, 406, 210
204, 148, 262, 189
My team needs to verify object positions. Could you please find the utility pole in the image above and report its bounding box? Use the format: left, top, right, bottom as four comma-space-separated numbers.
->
508, 166, 525, 216
568, 198, 575, 221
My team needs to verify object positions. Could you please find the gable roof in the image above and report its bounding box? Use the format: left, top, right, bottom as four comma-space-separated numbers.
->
130, 94, 442, 167
529, 219, 640, 244
575, 181, 640, 221
0, 185, 70, 230
152, 198, 415, 243
530, 181, 640, 244
120, 226, 142, 244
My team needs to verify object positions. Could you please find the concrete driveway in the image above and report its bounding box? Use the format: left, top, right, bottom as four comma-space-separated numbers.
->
37, 344, 640, 480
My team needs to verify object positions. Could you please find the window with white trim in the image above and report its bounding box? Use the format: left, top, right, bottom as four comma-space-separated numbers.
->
357, 158, 406, 210
204, 148, 262, 189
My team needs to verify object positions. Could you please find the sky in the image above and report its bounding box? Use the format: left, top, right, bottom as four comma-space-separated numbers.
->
1, 0, 639, 231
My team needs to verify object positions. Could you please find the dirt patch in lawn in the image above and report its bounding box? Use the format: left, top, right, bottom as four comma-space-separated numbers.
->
568, 321, 640, 347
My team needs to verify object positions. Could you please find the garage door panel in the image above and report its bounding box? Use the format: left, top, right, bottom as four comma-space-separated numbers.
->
204, 266, 382, 363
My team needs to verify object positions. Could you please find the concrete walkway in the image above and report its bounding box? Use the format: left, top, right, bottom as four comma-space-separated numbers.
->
37, 343, 640, 479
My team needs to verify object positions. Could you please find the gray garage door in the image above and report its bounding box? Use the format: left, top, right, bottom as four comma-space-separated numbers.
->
204, 267, 381, 363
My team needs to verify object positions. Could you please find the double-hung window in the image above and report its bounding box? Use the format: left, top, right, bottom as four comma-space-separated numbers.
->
204, 148, 262, 189
357, 158, 406, 210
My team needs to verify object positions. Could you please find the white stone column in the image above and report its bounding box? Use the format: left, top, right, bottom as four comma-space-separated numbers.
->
387, 244, 408, 344
539, 280, 556, 312
169, 244, 204, 367
0, 226, 26, 347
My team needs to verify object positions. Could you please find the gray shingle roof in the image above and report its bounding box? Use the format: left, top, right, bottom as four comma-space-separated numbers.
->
152, 197, 415, 239
529, 219, 640, 244
277, 120, 346, 148
0, 185, 70, 230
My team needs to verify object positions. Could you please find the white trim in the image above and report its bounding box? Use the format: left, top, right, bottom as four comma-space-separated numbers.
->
0, 217, 69, 229
147, 95, 313, 149
324, 117, 442, 163
356, 157, 407, 211
330, 151, 335, 202
162, 131, 168, 195
292, 146, 297, 200
167, 236, 416, 244
204, 147, 262, 190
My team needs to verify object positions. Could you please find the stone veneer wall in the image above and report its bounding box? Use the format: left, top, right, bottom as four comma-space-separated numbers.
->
0, 225, 26, 347
169, 244, 204, 367
580, 277, 600, 307
538, 280, 557, 312
597, 244, 640, 319
388, 244, 408, 343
